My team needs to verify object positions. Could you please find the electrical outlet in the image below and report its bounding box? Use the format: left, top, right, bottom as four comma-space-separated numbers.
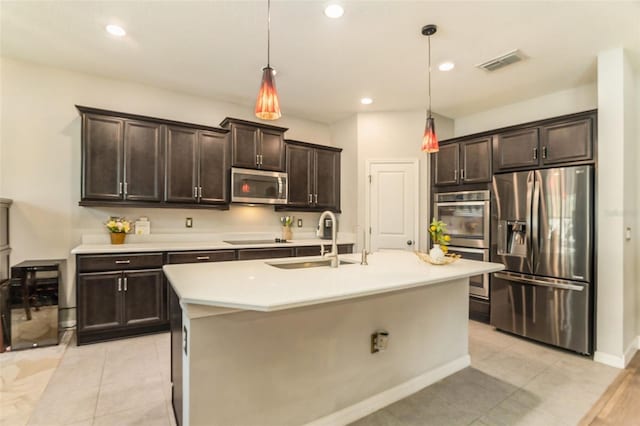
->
297, 218, 303, 228
371, 331, 389, 353
185, 217, 193, 228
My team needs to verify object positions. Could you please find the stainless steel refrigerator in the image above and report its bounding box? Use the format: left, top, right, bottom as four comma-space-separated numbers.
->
490, 165, 593, 354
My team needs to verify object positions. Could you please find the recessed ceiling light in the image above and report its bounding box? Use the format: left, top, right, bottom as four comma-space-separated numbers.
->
360, 97, 373, 105
438, 62, 455, 71
324, 4, 344, 19
106, 24, 126, 37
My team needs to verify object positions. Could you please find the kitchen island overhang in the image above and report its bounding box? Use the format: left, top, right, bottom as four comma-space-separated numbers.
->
164, 251, 504, 426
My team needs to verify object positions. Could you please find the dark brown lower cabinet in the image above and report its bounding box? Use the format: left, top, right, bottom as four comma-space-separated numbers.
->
76, 256, 167, 345
294, 244, 354, 257
169, 285, 183, 426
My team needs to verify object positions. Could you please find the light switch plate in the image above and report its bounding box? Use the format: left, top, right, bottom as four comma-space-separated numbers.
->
297, 219, 303, 228
186, 217, 193, 228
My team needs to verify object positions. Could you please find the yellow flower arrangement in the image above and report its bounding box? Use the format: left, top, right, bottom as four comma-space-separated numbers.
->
106, 217, 131, 234
428, 219, 451, 248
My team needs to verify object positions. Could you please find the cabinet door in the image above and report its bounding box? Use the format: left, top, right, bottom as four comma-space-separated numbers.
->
82, 114, 123, 200
199, 131, 229, 204
237, 248, 295, 260
123, 120, 164, 202
460, 137, 492, 183
166, 126, 199, 203
286, 144, 314, 207
314, 148, 340, 210
123, 269, 165, 327
493, 128, 540, 171
259, 129, 285, 171
77, 272, 122, 332
231, 123, 259, 169
541, 118, 593, 165
433, 143, 459, 186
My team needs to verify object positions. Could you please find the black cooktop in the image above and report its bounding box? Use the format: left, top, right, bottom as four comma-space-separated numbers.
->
223, 239, 290, 245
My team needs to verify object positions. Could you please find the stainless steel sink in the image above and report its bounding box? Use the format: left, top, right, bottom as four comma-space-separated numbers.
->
268, 259, 356, 269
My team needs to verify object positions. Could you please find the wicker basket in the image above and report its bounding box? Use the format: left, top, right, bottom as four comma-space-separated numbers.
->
415, 251, 460, 265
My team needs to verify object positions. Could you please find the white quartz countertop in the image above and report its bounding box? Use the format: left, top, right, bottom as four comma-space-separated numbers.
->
71, 238, 353, 254
163, 250, 504, 312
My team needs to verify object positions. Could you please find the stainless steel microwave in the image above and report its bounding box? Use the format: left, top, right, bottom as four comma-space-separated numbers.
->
231, 168, 288, 205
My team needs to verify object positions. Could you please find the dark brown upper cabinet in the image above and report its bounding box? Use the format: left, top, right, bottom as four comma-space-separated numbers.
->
77, 106, 230, 210
124, 120, 164, 201
433, 144, 459, 186
220, 117, 288, 172
493, 114, 594, 172
493, 127, 540, 172
165, 126, 229, 205
81, 114, 124, 200
433, 137, 491, 186
540, 117, 593, 165
80, 112, 163, 202
283, 140, 341, 212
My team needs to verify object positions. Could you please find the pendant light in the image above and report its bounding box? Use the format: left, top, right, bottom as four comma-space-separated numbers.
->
255, 0, 282, 120
421, 24, 438, 153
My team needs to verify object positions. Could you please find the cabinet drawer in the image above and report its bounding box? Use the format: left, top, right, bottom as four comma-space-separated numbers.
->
294, 246, 322, 257
237, 247, 295, 261
294, 244, 353, 257
338, 244, 354, 254
166, 250, 236, 264
77, 253, 163, 273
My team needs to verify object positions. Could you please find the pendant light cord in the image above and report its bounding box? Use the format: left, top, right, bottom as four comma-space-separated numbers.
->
267, 0, 271, 68
427, 35, 432, 117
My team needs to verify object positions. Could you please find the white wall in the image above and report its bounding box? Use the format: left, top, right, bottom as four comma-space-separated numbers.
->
454, 83, 597, 137
595, 48, 638, 367
330, 115, 358, 238
356, 111, 454, 253
0, 56, 334, 315
637, 71, 640, 339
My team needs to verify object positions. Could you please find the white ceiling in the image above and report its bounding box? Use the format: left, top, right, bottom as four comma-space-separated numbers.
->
1, 1, 639, 123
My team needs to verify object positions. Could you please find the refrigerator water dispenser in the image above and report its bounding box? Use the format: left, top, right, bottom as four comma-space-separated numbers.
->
497, 220, 527, 257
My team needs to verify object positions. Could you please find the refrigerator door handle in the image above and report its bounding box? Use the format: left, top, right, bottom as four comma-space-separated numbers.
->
525, 172, 534, 268
531, 177, 540, 267
494, 272, 585, 291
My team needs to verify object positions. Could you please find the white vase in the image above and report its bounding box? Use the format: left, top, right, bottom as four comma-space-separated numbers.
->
430, 244, 445, 261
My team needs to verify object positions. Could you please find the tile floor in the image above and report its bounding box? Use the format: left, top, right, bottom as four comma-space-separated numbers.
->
0, 321, 620, 426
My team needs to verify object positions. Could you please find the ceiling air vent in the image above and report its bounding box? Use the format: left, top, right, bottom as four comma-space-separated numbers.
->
476, 49, 526, 72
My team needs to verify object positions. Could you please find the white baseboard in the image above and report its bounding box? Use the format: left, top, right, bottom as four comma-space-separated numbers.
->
305, 354, 471, 426
594, 337, 640, 369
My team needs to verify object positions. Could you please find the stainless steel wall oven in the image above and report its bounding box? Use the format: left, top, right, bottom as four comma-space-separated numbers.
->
434, 190, 491, 299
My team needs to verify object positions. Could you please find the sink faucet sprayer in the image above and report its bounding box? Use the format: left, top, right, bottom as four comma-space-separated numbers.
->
317, 211, 338, 268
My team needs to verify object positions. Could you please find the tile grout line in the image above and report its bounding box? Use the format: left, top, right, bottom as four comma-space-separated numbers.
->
90, 340, 109, 426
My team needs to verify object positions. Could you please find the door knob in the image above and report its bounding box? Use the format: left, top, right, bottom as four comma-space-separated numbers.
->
407, 240, 413, 246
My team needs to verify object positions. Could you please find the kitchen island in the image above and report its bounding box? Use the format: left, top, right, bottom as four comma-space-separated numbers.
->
163, 250, 503, 426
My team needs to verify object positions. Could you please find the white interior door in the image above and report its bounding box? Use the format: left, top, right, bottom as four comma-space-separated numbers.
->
368, 161, 418, 251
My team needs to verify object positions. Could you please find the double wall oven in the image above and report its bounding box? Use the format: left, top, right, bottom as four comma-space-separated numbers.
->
434, 190, 490, 299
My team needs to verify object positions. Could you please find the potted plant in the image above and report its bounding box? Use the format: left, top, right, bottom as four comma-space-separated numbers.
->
106, 217, 131, 244
428, 218, 451, 260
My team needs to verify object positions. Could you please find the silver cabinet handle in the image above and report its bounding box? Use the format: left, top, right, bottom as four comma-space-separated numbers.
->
196, 256, 210, 260
460, 169, 465, 181
198, 187, 202, 198
119, 182, 123, 195
453, 169, 458, 181
193, 187, 198, 198
115, 260, 130, 264
533, 147, 538, 160
314, 194, 318, 204
123, 277, 127, 291
118, 277, 122, 291
123, 182, 128, 196
542, 146, 547, 159
308, 194, 313, 203
260, 154, 264, 165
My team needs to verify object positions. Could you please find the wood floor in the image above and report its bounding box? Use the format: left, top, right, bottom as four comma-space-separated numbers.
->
579, 352, 640, 426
